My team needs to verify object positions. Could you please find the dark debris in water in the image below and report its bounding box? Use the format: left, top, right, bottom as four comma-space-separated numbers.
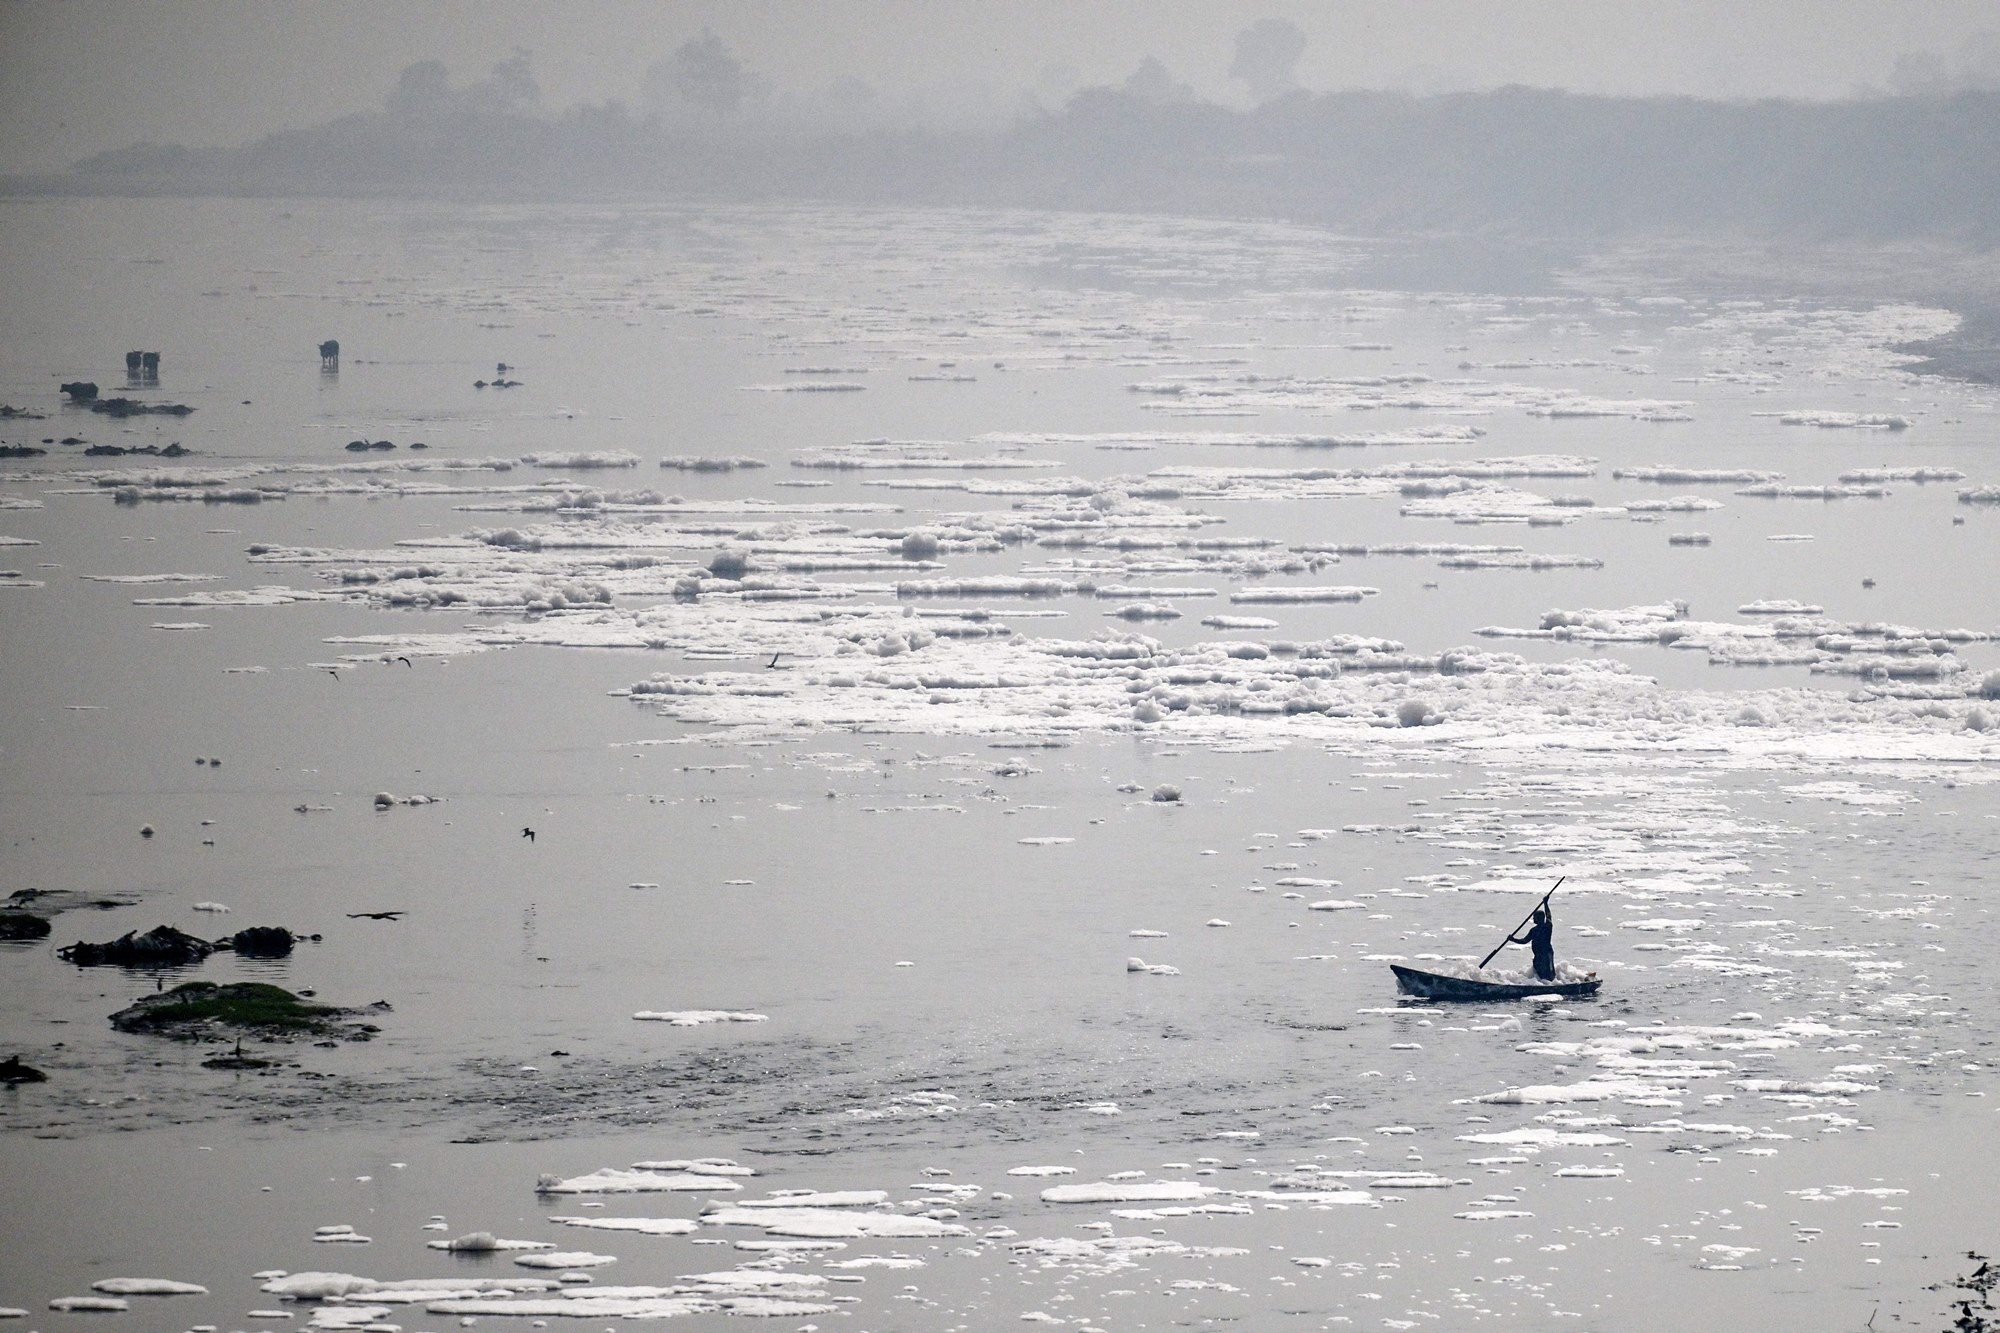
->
0, 1055, 48, 1084
201, 1039, 276, 1071
82, 441, 191, 457
222, 926, 303, 958
82, 397, 194, 418
60, 924, 213, 968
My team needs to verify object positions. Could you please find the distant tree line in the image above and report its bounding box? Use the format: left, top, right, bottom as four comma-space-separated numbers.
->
50, 49, 2000, 242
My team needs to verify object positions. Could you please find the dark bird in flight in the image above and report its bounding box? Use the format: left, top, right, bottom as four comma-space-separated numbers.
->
325, 668, 341, 680
346, 910, 405, 920
396, 655, 413, 667
767, 652, 781, 668
522, 827, 536, 841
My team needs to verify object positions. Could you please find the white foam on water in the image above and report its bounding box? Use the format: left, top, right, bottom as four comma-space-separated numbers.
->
513, 1250, 617, 1268
87, 1278, 207, 1295
1042, 1180, 1218, 1204
536, 1167, 746, 1194
550, 1215, 698, 1236
632, 1010, 768, 1025
426, 1232, 553, 1252
736, 1189, 889, 1208
700, 1206, 971, 1239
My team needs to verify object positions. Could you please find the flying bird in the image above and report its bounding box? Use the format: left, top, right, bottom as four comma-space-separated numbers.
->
396, 655, 413, 667
522, 827, 536, 842
767, 652, 781, 668
346, 910, 405, 921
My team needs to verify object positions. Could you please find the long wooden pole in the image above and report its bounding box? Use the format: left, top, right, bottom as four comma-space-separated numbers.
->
1478, 876, 1565, 969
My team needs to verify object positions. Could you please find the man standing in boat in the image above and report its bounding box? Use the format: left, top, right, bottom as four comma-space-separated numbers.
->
1506, 903, 1557, 981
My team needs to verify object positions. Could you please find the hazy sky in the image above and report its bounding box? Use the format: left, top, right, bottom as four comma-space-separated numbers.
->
5, 0, 2000, 171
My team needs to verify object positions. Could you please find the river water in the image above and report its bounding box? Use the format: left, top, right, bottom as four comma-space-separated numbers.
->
1, 195, 1997, 1330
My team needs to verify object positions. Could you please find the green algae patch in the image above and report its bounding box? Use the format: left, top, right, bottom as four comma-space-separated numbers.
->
111, 981, 356, 1040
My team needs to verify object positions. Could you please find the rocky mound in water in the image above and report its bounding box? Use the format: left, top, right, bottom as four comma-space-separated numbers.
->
58, 923, 306, 966
109, 982, 378, 1042
0, 911, 51, 941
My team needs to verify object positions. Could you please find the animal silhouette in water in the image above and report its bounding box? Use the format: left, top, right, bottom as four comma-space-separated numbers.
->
125, 350, 143, 378
319, 340, 340, 368
140, 351, 159, 380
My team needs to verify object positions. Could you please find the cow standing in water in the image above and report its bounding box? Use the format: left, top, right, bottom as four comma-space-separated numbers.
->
319, 340, 340, 368
139, 351, 160, 380
125, 351, 143, 380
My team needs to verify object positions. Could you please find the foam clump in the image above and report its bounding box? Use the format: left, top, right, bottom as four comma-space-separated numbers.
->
1457, 1126, 1626, 1149
1613, 465, 1781, 484
1467, 1077, 1673, 1106
536, 1166, 746, 1194
1042, 1180, 1216, 1204
428, 1291, 835, 1319
1841, 466, 1961, 482
630, 1157, 756, 1176
261, 1271, 556, 1301
550, 1215, 698, 1235
1736, 482, 1890, 499
1395, 698, 1438, 727
632, 1009, 768, 1025
1230, 585, 1377, 604
701, 1205, 970, 1239
1776, 410, 1909, 429
520, 450, 641, 469
88, 1278, 207, 1295
427, 1231, 553, 1252
735, 1190, 889, 1208
312, 1223, 370, 1243
513, 1250, 617, 1268
660, 455, 767, 472
1735, 1078, 1877, 1095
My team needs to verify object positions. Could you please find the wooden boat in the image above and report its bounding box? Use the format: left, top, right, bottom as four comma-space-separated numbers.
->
1390, 963, 1601, 1001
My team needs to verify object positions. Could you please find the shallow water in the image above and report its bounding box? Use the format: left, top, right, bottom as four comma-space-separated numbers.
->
2, 196, 1997, 1330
